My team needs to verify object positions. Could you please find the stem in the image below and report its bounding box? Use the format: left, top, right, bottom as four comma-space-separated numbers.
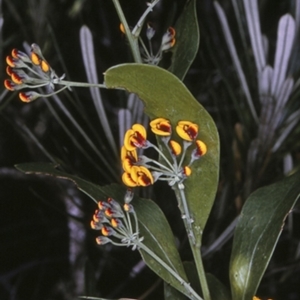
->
111, 0, 142, 63
178, 185, 195, 245
132, 0, 161, 37
174, 184, 211, 300
138, 242, 203, 300
191, 245, 211, 300
59, 80, 107, 88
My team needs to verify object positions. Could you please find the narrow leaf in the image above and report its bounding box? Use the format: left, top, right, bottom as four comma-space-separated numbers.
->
214, 1, 258, 123
271, 14, 295, 98
243, 0, 266, 71
206, 273, 231, 300
230, 171, 300, 300
80, 25, 118, 158
105, 64, 220, 242
168, 0, 199, 80
15, 163, 190, 298
274, 77, 294, 115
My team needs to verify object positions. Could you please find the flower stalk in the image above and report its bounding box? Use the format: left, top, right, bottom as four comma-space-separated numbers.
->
174, 184, 211, 300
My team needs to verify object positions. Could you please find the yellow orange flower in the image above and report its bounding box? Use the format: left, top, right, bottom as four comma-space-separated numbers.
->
183, 166, 192, 177
195, 140, 207, 157
150, 118, 172, 136
121, 146, 138, 172
131, 166, 154, 187
169, 140, 182, 156
122, 166, 154, 187
19, 92, 40, 103
122, 172, 138, 187
124, 124, 147, 151
176, 121, 198, 141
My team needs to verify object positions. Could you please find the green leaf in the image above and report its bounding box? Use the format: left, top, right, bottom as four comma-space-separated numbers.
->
230, 171, 300, 300
105, 64, 220, 243
15, 162, 190, 298
168, 0, 200, 80
206, 273, 231, 300
164, 282, 187, 300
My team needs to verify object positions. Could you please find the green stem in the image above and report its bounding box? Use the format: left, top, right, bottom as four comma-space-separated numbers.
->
191, 243, 211, 300
111, 0, 143, 63
59, 80, 107, 88
132, 0, 161, 37
138, 242, 203, 300
175, 184, 211, 300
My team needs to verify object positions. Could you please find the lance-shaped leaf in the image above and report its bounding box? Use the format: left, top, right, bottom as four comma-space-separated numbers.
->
214, 1, 258, 124
80, 25, 118, 158
15, 163, 191, 298
168, 0, 199, 80
230, 171, 300, 300
271, 14, 295, 99
105, 64, 220, 243
243, 0, 266, 72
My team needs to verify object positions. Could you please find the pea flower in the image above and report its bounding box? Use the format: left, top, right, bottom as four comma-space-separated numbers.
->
124, 124, 148, 151
150, 117, 172, 136
176, 121, 199, 141
161, 27, 176, 51
169, 140, 182, 156
122, 166, 154, 187
121, 146, 138, 173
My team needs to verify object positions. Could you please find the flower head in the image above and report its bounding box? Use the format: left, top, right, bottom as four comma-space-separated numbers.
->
176, 121, 199, 141
122, 166, 154, 187
121, 146, 138, 173
150, 118, 172, 136
195, 140, 207, 157
124, 124, 148, 151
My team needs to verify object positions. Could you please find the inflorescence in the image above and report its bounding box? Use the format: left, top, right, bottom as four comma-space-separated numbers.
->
90, 190, 144, 250
4, 44, 105, 103
4, 44, 68, 102
121, 118, 207, 189
120, 23, 176, 65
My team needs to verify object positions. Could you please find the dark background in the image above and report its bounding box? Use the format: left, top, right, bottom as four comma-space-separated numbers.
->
1, 0, 300, 299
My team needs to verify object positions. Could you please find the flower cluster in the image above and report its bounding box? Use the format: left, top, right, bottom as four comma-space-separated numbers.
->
120, 23, 176, 65
143, 24, 176, 64
121, 118, 207, 188
90, 190, 143, 249
4, 44, 67, 102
